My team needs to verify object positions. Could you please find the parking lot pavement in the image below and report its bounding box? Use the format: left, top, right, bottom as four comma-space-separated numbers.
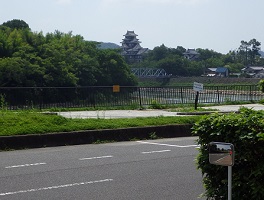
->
56, 104, 264, 119
57, 109, 179, 119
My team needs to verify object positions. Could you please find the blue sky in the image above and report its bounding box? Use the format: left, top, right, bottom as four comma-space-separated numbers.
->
1, 0, 264, 54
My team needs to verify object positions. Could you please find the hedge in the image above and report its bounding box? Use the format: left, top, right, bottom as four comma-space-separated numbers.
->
192, 107, 264, 199
259, 79, 264, 93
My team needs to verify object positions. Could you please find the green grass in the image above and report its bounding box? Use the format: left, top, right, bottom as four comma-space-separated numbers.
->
0, 110, 200, 136
169, 104, 217, 112
1, 101, 256, 137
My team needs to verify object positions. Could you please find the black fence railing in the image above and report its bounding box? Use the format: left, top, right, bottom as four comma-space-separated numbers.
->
0, 85, 263, 110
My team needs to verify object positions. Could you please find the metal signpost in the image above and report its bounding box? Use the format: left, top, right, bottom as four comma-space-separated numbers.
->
193, 82, 203, 110
208, 142, 235, 200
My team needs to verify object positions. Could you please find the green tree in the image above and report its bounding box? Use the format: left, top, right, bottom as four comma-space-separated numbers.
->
0, 26, 12, 57
149, 44, 168, 61
0, 57, 44, 87
96, 49, 137, 86
238, 39, 261, 65
187, 61, 204, 76
0, 18, 140, 107
196, 48, 222, 61
157, 55, 188, 76
248, 39, 261, 65
258, 79, 264, 93
1, 19, 30, 30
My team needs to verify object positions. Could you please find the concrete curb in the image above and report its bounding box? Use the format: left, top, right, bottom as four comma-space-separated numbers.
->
177, 111, 239, 115
0, 124, 193, 150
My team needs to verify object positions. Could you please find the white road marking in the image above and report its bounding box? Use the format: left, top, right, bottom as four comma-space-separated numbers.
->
79, 155, 113, 161
5, 163, 46, 169
0, 179, 113, 196
141, 150, 171, 154
137, 141, 200, 148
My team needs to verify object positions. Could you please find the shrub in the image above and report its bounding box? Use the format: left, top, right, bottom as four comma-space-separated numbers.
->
149, 100, 165, 109
192, 108, 264, 200
258, 79, 264, 93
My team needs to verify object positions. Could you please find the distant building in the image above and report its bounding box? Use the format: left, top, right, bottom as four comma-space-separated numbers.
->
215, 67, 229, 77
242, 66, 264, 77
254, 70, 264, 78
205, 68, 217, 77
204, 67, 229, 77
120, 31, 149, 63
183, 49, 200, 61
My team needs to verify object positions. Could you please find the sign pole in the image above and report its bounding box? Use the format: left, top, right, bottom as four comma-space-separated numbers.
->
228, 166, 232, 200
208, 142, 234, 200
194, 91, 199, 110
193, 82, 203, 110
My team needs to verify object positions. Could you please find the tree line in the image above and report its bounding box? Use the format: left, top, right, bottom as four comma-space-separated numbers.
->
1, 19, 264, 89
0, 19, 137, 87
131, 41, 263, 77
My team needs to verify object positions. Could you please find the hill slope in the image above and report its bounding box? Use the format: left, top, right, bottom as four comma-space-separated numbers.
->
98, 42, 120, 49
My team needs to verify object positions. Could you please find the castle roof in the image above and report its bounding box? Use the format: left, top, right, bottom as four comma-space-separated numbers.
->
137, 48, 149, 55
183, 49, 199, 55
121, 38, 141, 44
123, 30, 138, 37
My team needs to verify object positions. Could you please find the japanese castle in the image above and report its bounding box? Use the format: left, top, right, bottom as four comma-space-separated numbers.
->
120, 31, 149, 63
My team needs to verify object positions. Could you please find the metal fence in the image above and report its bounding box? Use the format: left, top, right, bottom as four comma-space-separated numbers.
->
0, 85, 263, 109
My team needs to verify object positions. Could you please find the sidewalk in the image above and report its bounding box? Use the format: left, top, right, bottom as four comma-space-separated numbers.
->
57, 104, 264, 119
202, 103, 264, 112
57, 109, 179, 119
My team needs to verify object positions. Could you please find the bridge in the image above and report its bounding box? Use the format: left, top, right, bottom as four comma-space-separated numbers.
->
131, 68, 171, 78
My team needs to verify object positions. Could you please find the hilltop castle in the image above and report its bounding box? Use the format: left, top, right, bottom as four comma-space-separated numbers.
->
120, 31, 149, 63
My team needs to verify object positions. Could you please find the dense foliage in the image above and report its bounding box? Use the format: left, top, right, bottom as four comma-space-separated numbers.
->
132, 41, 264, 77
192, 108, 264, 199
0, 19, 137, 87
258, 79, 264, 93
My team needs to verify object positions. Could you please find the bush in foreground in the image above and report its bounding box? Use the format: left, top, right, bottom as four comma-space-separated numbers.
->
192, 108, 264, 199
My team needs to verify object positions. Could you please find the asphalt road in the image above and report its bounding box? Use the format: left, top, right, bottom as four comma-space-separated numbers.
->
0, 137, 204, 200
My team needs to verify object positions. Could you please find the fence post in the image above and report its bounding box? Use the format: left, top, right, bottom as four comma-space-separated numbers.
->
138, 87, 142, 108
194, 91, 199, 110
217, 86, 220, 104
180, 87, 184, 104
249, 85, 252, 101
38, 88, 42, 110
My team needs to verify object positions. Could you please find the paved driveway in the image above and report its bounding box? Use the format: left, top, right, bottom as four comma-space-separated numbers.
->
57, 109, 179, 119
57, 104, 264, 119
202, 103, 264, 112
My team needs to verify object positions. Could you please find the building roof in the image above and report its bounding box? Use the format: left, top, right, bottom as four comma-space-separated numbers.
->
137, 48, 149, 55
121, 39, 141, 44
216, 67, 228, 73
242, 66, 264, 71
207, 68, 217, 72
183, 49, 199, 55
121, 43, 129, 48
133, 43, 142, 50
123, 30, 138, 37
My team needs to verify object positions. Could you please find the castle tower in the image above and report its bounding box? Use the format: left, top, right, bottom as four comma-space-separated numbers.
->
121, 31, 148, 63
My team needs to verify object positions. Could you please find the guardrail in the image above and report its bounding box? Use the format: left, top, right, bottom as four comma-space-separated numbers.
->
0, 85, 263, 109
